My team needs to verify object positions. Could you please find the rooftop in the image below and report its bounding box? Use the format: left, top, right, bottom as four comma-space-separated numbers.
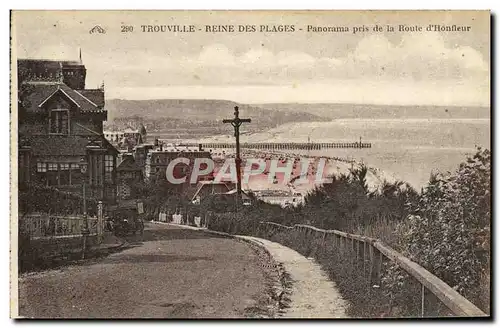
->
20, 82, 105, 113
22, 135, 118, 156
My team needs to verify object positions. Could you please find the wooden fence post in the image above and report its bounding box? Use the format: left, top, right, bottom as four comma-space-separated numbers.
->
371, 248, 384, 286
421, 284, 425, 317
368, 243, 374, 288
363, 241, 367, 278
97, 201, 103, 244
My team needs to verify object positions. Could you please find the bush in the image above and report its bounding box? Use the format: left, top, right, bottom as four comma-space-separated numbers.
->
391, 148, 491, 313
19, 183, 98, 215
207, 148, 490, 316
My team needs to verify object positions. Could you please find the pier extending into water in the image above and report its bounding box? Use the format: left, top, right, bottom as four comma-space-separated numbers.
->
180, 142, 372, 151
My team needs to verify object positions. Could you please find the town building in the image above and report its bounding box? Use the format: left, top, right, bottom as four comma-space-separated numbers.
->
104, 124, 147, 151
132, 143, 155, 175
144, 145, 213, 184
18, 55, 118, 204
115, 154, 143, 200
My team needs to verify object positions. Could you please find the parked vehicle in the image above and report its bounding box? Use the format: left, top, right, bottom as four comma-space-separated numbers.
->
107, 200, 145, 236
113, 215, 144, 236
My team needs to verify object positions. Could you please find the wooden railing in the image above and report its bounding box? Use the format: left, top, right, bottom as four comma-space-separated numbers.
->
258, 221, 487, 317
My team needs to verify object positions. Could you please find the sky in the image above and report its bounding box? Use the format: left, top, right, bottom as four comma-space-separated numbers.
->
12, 10, 490, 106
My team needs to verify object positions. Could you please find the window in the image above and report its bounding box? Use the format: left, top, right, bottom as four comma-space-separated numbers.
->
47, 163, 59, 186
36, 162, 47, 185
50, 110, 69, 134
37, 162, 47, 172
104, 155, 114, 183
59, 163, 70, 185
70, 164, 81, 185
36, 162, 84, 186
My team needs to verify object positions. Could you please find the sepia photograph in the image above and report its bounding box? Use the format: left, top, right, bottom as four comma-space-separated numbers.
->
10, 10, 490, 319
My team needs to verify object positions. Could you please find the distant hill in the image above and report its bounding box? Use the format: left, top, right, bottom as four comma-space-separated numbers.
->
104, 99, 326, 137
255, 103, 491, 120
106, 99, 324, 124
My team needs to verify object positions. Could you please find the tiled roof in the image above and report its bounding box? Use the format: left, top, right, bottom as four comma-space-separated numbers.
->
116, 156, 142, 172
18, 59, 82, 67
25, 135, 118, 156
27, 135, 93, 156
76, 89, 105, 108
20, 82, 104, 113
18, 59, 83, 84
102, 137, 119, 156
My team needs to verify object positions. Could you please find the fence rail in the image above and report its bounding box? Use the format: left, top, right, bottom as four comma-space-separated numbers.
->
259, 221, 486, 317
20, 213, 100, 240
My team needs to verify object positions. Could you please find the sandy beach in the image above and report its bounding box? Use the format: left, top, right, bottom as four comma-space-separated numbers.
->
203, 146, 396, 197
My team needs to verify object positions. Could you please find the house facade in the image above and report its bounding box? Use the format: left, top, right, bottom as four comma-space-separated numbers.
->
144, 148, 213, 184
17, 57, 118, 205
116, 154, 143, 200
104, 127, 145, 150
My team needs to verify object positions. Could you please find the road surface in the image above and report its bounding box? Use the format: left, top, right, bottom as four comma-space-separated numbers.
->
18, 223, 275, 318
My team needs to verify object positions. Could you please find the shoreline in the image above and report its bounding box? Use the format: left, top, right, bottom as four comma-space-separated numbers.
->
206, 146, 401, 195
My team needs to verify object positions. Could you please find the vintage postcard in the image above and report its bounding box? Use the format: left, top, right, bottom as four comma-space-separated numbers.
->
10, 10, 490, 319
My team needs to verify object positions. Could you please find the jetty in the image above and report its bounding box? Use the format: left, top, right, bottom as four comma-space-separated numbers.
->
179, 141, 372, 151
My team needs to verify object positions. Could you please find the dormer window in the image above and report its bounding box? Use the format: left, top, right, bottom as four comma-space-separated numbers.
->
50, 109, 69, 134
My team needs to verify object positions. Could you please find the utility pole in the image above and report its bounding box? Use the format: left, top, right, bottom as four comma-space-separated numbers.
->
223, 106, 251, 205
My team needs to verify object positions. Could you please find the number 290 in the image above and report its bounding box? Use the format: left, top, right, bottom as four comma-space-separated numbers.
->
121, 25, 133, 32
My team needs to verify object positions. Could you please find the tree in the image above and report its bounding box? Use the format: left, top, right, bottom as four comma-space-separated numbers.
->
391, 147, 491, 312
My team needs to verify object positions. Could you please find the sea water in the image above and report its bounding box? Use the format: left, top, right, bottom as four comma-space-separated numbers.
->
197, 117, 490, 189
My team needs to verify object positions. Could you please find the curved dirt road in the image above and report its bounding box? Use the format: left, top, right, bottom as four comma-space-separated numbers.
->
18, 223, 274, 318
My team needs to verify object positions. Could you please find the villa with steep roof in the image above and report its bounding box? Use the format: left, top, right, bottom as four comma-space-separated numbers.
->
17, 56, 119, 204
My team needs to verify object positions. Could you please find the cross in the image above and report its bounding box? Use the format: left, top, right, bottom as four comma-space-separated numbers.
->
223, 106, 251, 203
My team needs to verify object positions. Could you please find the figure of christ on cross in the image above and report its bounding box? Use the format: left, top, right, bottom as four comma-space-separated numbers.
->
223, 106, 251, 204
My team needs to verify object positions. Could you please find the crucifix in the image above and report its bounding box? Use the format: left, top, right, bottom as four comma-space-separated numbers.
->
223, 106, 251, 204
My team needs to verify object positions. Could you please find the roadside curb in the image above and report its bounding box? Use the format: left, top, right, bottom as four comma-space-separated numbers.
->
155, 222, 349, 318
91, 241, 128, 253
153, 221, 291, 317
19, 236, 130, 275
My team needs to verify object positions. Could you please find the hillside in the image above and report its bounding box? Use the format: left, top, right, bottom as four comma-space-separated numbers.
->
256, 103, 490, 120
105, 99, 324, 127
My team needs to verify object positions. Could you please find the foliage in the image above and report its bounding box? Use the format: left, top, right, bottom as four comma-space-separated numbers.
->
207, 149, 491, 316
293, 164, 419, 232
19, 183, 98, 215
386, 147, 491, 313
134, 180, 186, 219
